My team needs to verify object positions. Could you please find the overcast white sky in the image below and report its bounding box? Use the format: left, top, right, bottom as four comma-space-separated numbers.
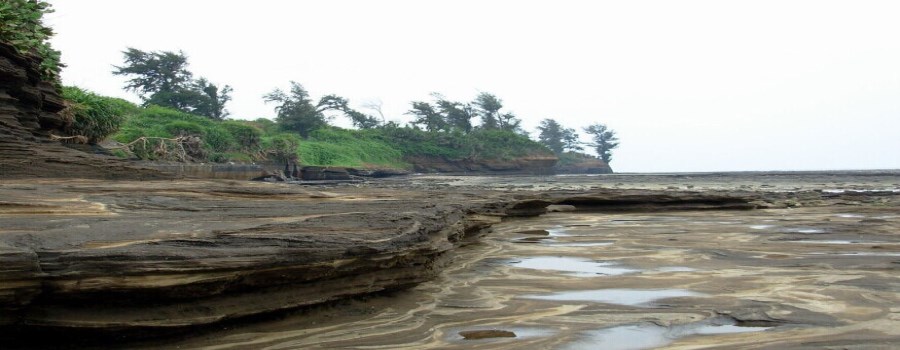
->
45, 0, 900, 172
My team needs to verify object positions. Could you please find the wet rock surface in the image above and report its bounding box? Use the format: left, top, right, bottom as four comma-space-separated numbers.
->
459, 329, 518, 340
1, 172, 899, 348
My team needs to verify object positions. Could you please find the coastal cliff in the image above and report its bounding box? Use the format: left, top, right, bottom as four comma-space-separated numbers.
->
0, 41, 164, 180
407, 154, 558, 174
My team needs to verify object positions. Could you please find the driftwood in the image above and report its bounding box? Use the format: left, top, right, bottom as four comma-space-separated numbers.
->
104, 136, 197, 162
49, 134, 89, 144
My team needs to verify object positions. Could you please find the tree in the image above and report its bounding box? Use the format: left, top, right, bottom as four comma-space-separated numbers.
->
113, 48, 231, 119
473, 92, 502, 129
344, 109, 381, 129
434, 96, 475, 133
583, 123, 619, 163
114, 48, 192, 98
406, 94, 476, 133
317, 94, 380, 129
265, 82, 378, 134
193, 78, 232, 120
497, 112, 522, 133
406, 101, 446, 132
264, 81, 327, 137
472, 92, 522, 132
360, 99, 386, 124
537, 118, 581, 155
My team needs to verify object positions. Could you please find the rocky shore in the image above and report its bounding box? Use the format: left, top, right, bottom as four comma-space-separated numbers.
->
1, 172, 898, 349
3, 38, 899, 347
0, 177, 744, 331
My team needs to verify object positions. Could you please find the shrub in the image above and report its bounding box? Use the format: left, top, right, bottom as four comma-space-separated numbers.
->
221, 120, 262, 150
249, 118, 279, 134
0, 0, 61, 81
260, 133, 302, 162
204, 125, 237, 153
61, 86, 129, 143
163, 120, 205, 137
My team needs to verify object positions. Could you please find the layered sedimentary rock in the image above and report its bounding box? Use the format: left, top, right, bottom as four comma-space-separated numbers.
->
0, 178, 772, 332
406, 154, 558, 174
554, 154, 614, 174
0, 41, 165, 180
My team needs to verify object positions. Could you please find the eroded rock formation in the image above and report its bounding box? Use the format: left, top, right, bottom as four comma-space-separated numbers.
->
406, 154, 558, 174
0, 41, 165, 180
0, 178, 769, 333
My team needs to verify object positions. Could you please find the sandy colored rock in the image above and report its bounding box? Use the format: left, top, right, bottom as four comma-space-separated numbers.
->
0, 172, 898, 349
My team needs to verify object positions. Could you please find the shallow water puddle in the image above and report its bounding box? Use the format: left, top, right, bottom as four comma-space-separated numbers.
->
749, 225, 825, 233
786, 228, 826, 234
823, 188, 900, 193
513, 227, 616, 246
513, 236, 553, 243
521, 288, 705, 307
560, 317, 769, 350
510, 257, 637, 276
793, 240, 883, 245
655, 266, 697, 272
446, 327, 556, 343
547, 241, 615, 247
547, 228, 574, 236
807, 252, 900, 257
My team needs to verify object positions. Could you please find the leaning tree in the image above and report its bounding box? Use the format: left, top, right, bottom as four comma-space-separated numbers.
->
583, 123, 619, 164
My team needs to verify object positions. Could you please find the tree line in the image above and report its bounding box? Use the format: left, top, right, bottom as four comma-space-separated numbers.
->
112, 48, 620, 164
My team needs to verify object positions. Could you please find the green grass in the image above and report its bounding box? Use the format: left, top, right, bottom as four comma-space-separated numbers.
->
61, 86, 130, 143
300, 128, 407, 168
81, 86, 553, 167
373, 126, 552, 160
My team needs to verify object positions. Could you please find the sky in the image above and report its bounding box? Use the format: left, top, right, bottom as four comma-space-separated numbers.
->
44, 0, 900, 172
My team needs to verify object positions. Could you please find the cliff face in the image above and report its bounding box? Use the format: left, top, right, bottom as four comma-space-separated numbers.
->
555, 156, 613, 174
407, 154, 558, 174
0, 41, 165, 180
0, 42, 68, 143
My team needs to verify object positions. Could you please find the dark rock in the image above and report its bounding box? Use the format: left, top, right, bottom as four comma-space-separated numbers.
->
406, 155, 557, 175
459, 329, 517, 340
251, 174, 285, 182
347, 168, 411, 178
0, 41, 166, 180
554, 153, 613, 174
302, 166, 352, 181
516, 230, 550, 235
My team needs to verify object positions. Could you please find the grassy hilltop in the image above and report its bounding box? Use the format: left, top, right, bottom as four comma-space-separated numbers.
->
62, 86, 553, 170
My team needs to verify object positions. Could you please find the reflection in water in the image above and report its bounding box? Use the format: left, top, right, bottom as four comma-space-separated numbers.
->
563, 324, 670, 350
156, 208, 867, 349
561, 317, 769, 350
521, 289, 705, 307
510, 256, 637, 276
794, 240, 880, 244
807, 252, 900, 257
750, 225, 825, 234
787, 228, 826, 234
446, 327, 556, 343
655, 266, 696, 272
548, 241, 615, 247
